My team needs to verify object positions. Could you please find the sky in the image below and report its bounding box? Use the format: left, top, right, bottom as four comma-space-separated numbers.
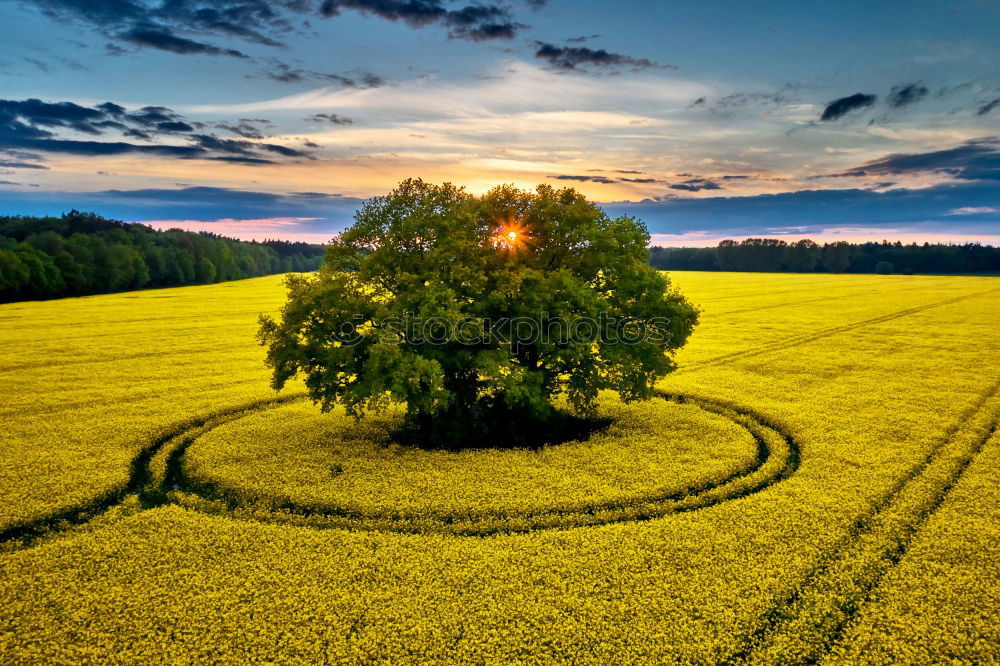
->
0, 0, 998, 245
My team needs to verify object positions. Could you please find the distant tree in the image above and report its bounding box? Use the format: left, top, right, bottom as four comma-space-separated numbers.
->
195, 256, 217, 284
0, 212, 326, 303
0, 248, 29, 297
786, 239, 821, 272
645, 239, 1000, 274
259, 180, 699, 446
823, 241, 853, 274
875, 260, 894, 274
716, 239, 742, 271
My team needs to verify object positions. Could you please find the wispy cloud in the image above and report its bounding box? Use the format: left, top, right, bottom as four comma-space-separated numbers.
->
948, 206, 998, 215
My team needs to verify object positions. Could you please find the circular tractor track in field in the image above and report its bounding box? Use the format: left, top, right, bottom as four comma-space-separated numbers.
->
142, 391, 800, 537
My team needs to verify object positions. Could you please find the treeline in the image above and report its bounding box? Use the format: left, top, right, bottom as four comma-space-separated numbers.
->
0, 211, 325, 303
649, 239, 1000, 275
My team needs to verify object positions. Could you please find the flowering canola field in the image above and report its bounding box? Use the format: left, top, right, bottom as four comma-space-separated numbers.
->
0, 272, 998, 663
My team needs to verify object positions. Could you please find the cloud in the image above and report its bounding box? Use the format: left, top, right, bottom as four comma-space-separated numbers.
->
692, 89, 797, 115
533, 42, 675, 72
668, 178, 721, 192
820, 93, 877, 121
0, 160, 49, 169
0, 98, 107, 134
887, 83, 928, 108
120, 25, 248, 57
566, 34, 600, 43
548, 174, 616, 184
213, 119, 272, 139
306, 113, 354, 125
603, 180, 1000, 240
258, 60, 387, 87
100, 186, 346, 206
23, 57, 51, 74
0, 97, 309, 164
834, 138, 1000, 182
23, 0, 311, 56
319, 0, 526, 41
947, 206, 998, 215
979, 98, 1000, 116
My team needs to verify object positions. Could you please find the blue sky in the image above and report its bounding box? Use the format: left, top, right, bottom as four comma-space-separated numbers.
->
0, 0, 998, 244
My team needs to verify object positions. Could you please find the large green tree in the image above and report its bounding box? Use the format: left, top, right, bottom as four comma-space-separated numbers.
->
258, 180, 699, 444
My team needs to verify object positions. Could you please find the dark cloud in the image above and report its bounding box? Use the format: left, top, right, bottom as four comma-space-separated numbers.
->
23, 0, 309, 57
534, 42, 675, 72
0, 97, 308, 164
120, 25, 248, 58
450, 21, 522, 42
0, 181, 19, 186
602, 181, 1000, 237
820, 93, 877, 121
834, 138, 1000, 182
16, 0, 535, 63
566, 34, 600, 43
887, 83, 928, 108
0, 99, 106, 134
23, 57, 52, 74
319, 0, 525, 41
258, 60, 386, 87
668, 178, 722, 192
614, 170, 643, 174
156, 120, 196, 133
0, 160, 49, 169
549, 174, 616, 184
979, 98, 1000, 116
693, 90, 795, 115
213, 119, 271, 139
193, 133, 311, 158
619, 177, 657, 183
206, 155, 277, 165
306, 113, 353, 125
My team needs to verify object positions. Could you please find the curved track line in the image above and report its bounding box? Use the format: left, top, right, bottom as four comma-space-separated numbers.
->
163, 392, 800, 536
0, 393, 800, 548
0, 395, 304, 552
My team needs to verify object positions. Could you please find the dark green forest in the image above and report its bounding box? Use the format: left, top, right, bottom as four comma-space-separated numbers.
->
649, 238, 1000, 275
0, 211, 324, 303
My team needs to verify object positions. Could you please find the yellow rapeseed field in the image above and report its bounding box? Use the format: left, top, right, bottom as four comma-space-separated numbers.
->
0, 272, 997, 663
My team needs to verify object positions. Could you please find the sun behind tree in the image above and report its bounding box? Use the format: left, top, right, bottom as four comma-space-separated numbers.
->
258, 179, 699, 448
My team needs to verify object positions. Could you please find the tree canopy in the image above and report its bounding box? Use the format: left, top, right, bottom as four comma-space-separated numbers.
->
258, 180, 699, 445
